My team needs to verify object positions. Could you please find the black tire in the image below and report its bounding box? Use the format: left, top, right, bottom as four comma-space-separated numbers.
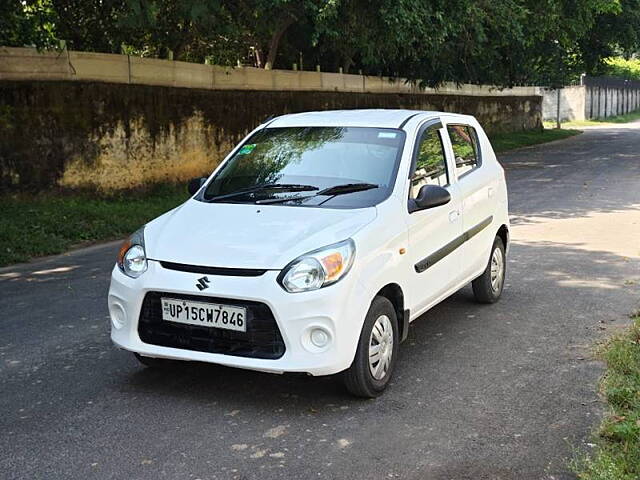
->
133, 352, 174, 368
343, 296, 399, 398
472, 236, 506, 304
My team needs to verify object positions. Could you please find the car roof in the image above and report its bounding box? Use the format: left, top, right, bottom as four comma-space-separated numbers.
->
266, 109, 472, 129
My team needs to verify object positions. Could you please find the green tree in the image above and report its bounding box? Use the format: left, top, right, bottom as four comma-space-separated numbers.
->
223, 0, 323, 69
0, 0, 56, 49
119, 1, 233, 61
51, 0, 135, 53
1, 0, 639, 86
580, 0, 640, 75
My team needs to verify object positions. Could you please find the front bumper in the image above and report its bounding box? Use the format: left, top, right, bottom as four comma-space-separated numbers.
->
108, 260, 369, 376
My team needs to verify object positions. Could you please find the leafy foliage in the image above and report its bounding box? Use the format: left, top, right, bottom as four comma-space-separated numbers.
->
602, 57, 640, 80
0, 0, 57, 50
1, 0, 640, 86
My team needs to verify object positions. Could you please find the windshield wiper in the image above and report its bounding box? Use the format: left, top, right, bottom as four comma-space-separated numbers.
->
255, 182, 379, 205
207, 183, 319, 202
317, 182, 379, 196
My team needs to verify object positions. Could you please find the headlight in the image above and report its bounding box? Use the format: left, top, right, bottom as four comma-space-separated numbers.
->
117, 227, 147, 278
279, 239, 355, 293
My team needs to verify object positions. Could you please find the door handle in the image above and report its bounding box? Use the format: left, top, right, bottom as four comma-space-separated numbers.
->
488, 187, 495, 198
449, 210, 460, 223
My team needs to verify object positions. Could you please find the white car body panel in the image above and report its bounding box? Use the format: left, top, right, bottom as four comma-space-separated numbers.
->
144, 201, 377, 269
108, 109, 510, 376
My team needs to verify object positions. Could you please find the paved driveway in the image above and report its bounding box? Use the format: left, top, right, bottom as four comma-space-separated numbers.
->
1, 125, 639, 479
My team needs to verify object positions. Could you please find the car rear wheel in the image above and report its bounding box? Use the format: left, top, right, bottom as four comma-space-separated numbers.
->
343, 296, 398, 398
472, 236, 506, 303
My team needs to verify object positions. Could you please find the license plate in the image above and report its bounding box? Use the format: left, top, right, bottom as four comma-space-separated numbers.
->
161, 297, 246, 332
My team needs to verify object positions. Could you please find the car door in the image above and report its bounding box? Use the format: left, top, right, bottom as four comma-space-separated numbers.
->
405, 119, 464, 315
442, 119, 497, 278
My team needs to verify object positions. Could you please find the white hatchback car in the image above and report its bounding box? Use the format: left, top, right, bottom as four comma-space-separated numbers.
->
109, 109, 509, 397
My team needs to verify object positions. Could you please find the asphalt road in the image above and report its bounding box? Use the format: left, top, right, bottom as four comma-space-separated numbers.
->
2, 124, 640, 480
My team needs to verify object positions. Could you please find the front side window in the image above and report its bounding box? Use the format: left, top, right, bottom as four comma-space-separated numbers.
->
410, 126, 448, 198
447, 125, 480, 177
200, 127, 406, 209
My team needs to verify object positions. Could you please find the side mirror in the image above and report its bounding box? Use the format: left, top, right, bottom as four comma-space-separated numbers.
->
188, 177, 207, 195
410, 184, 451, 212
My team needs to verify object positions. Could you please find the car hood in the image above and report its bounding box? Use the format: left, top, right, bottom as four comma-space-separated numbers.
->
144, 200, 377, 270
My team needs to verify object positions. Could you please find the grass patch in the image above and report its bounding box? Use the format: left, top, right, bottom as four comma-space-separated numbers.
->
544, 110, 640, 129
489, 128, 581, 153
571, 315, 640, 480
0, 184, 188, 267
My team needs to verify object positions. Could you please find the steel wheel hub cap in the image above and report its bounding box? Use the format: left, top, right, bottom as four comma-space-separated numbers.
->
368, 314, 393, 380
490, 247, 504, 293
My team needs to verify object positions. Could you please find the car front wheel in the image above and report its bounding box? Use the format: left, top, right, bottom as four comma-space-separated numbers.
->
343, 296, 399, 398
472, 236, 506, 303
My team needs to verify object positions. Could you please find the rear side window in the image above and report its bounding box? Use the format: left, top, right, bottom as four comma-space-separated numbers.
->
447, 125, 480, 177
410, 126, 448, 198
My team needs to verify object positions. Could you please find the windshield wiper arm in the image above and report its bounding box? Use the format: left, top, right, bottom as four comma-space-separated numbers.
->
317, 183, 379, 196
208, 183, 319, 202
255, 182, 379, 205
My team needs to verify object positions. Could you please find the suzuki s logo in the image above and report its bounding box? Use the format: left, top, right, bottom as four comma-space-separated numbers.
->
196, 276, 210, 291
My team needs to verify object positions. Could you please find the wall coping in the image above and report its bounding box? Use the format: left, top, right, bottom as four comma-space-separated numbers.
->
0, 46, 541, 98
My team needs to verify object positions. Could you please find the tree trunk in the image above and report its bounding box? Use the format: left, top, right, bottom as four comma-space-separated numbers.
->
264, 15, 296, 69
254, 47, 263, 68
342, 56, 354, 74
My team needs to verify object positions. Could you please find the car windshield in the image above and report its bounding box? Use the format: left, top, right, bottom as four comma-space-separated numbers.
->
199, 126, 406, 208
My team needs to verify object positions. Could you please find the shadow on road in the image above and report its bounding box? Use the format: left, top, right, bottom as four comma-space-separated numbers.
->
502, 128, 640, 224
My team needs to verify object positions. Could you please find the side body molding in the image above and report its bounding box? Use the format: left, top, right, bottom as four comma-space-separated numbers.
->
414, 216, 493, 273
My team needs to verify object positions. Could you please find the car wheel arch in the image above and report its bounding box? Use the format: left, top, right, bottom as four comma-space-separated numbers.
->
497, 224, 509, 253
375, 283, 409, 343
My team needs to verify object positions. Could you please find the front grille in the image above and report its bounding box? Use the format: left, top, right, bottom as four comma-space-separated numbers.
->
138, 292, 285, 359
159, 261, 267, 277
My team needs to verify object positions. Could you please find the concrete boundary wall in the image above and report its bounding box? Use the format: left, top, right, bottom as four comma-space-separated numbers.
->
0, 46, 540, 98
541, 83, 640, 121
585, 86, 640, 119
541, 86, 586, 122
0, 47, 544, 192
0, 81, 541, 192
